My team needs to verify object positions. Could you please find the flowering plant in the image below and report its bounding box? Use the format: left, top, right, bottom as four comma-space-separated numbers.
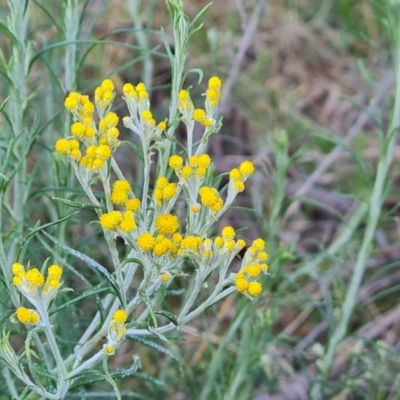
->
0, 1, 269, 398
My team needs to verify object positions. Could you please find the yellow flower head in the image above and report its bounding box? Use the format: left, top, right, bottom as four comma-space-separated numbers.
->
125, 198, 140, 211
104, 344, 115, 356
260, 263, 269, 272
208, 76, 222, 90
258, 251, 269, 261
172, 232, 183, 244
137, 232, 156, 251
229, 168, 241, 181
181, 165, 193, 179
214, 236, 224, 248
156, 176, 169, 189
247, 263, 262, 277
239, 160, 255, 177
26, 268, 45, 287
123, 83, 136, 98
48, 264, 63, 279
92, 158, 104, 169
247, 281, 262, 297
193, 108, 206, 122
99, 211, 123, 230
153, 238, 173, 256
113, 309, 128, 324
69, 139, 80, 150
158, 121, 167, 131
155, 214, 179, 236
101, 79, 115, 92
234, 181, 245, 192
252, 238, 265, 251
96, 144, 112, 160
235, 278, 249, 293
12, 263, 25, 277
198, 154, 211, 168
189, 155, 199, 167
111, 189, 128, 205
178, 90, 190, 100
71, 122, 85, 137
191, 204, 200, 214
136, 82, 147, 92
181, 235, 202, 252
163, 183, 177, 199
161, 273, 171, 282
235, 272, 246, 281
55, 139, 70, 155
119, 216, 136, 233
114, 180, 131, 193
236, 239, 246, 250
169, 155, 183, 170
64, 92, 80, 110
222, 226, 235, 240
104, 112, 119, 127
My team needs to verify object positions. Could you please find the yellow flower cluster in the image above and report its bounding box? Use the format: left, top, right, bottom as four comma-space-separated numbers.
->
70, 120, 95, 141
58, 80, 124, 172
94, 79, 115, 110
55, 138, 81, 160
99, 210, 136, 233
64, 92, 95, 117
16, 307, 40, 324
99, 180, 141, 233
110, 180, 140, 210
137, 230, 183, 259
122, 82, 167, 133
78, 144, 112, 170
206, 76, 222, 107
154, 176, 177, 206
244, 238, 269, 264
12, 263, 63, 297
180, 235, 202, 253
168, 154, 212, 182
214, 226, 246, 254
97, 112, 120, 147
229, 160, 255, 192
123, 82, 148, 105
193, 108, 213, 127
177, 89, 194, 112
142, 110, 156, 126
235, 238, 268, 297
199, 186, 224, 213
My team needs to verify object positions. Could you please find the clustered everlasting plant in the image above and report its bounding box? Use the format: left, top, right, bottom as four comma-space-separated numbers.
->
0, 1, 269, 398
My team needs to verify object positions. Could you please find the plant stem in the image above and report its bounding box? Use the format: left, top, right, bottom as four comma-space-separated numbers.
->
310, 5, 400, 396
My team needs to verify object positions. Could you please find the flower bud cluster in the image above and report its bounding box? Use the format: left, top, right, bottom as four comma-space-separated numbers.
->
122, 82, 167, 147
234, 238, 269, 298
154, 176, 178, 210
11, 262, 64, 322
105, 309, 128, 356
57, 79, 121, 174
99, 180, 140, 233
229, 160, 256, 193
169, 154, 212, 182
15, 307, 40, 325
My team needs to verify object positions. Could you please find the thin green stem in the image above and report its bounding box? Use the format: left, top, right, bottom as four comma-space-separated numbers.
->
310, 5, 400, 396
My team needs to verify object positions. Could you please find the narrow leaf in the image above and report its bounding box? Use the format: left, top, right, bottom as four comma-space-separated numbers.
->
126, 334, 181, 371
52, 197, 101, 209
